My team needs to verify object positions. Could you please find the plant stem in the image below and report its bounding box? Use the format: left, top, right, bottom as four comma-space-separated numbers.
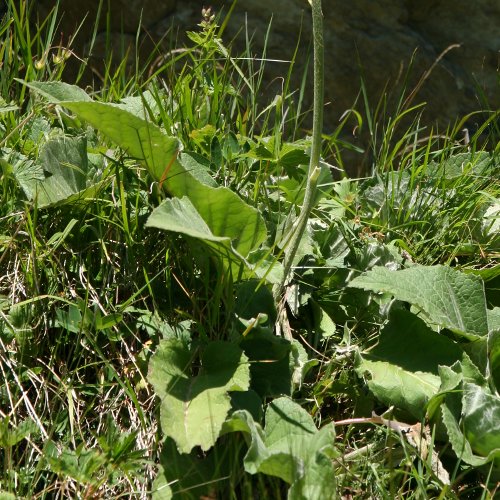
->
274, 0, 324, 301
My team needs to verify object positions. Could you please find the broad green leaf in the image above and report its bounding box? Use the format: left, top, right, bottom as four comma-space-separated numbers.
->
264, 397, 317, 448
481, 200, 500, 243
117, 91, 160, 119
489, 307, 500, 333
309, 299, 336, 339
441, 386, 500, 467
356, 356, 440, 419
489, 320, 500, 391
55, 304, 83, 334
221, 410, 269, 469
146, 197, 268, 276
366, 309, 463, 373
33, 135, 106, 207
259, 397, 337, 499
0, 418, 37, 447
441, 401, 488, 467
290, 339, 317, 389
20, 80, 92, 102
350, 265, 488, 339
22, 81, 266, 257
151, 473, 172, 500
47, 446, 107, 484
146, 196, 231, 244
4, 150, 45, 199
0, 100, 19, 113
278, 142, 310, 168
148, 339, 249, 453
230, 390, 263, 422
462, 383, 500, 458
288, 446, 336, 500
0, 493, 17, 500
93, 312, 123, 331
464, 263, 500, 282
153, 437, 220, 500
428, 151, 497, 181
234, 280, 277, 325
69, 101, 266, 256
435, 360, 500, 467
277, 161, 331, 207
240, 329, 293, 397
355, 309, 463, 418
225, 398, 337, 499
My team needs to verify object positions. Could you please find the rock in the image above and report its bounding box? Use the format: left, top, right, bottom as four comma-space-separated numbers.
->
32, 0, 499, 171
34, 0, 177, 34
187, 0, 499, 131
154, 1, 496, 172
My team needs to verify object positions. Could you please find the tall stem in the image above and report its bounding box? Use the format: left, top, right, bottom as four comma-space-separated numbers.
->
307, 0, 324, 178
275, 0, 324, 301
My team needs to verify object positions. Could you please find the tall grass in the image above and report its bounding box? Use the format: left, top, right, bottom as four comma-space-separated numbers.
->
0, 1, 498, 498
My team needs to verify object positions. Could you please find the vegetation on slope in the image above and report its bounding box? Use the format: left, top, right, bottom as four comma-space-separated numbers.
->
0, 0, 499, 497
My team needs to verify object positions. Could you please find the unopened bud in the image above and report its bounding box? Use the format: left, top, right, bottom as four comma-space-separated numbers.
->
34, 59, 46, 70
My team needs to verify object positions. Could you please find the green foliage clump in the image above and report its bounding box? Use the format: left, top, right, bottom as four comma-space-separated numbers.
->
0, 0, 499, 498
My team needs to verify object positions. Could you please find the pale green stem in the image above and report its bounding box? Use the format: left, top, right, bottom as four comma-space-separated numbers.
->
274, 0, 324, 301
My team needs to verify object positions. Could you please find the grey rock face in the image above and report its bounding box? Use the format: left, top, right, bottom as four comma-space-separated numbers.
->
33, 0, 498, 140
196, 0, 499, 132
35, 0, 177, 34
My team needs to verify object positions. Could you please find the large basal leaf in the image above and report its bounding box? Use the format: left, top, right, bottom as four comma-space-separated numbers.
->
148, 339, 249, 454
34, 135, 106, 207
152, 437, 222, 500
350, 265, 488, 339
488, 312, 500, 391
355, 309, 464, 418
22, 81, 266, 257
239, 329, 293, 398
438, 362, 500, 467
1, 148, 44, 199
146, 196, 231, 244
146, 196, 270, 278
356, 357, 440, 419
441, 402, 487, 467
19, 80, 92, 102
223, 397, 337, 499
428, 151, 497, 181
4, 135, 106, 207
462, 383, 500, 458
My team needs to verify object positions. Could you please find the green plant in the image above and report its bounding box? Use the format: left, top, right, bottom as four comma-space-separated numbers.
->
1, 0, 499, 497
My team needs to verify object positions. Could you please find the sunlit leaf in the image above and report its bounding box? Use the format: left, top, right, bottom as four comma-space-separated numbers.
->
148, 339, 250, 453
350, 265, 488, 339
223, 398, 337, 499
355, 309, 463, 418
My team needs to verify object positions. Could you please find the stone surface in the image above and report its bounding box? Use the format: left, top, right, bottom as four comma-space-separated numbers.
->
179, 0, 499, 131
35, 0, 177, 34
33, 0, 499, 170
